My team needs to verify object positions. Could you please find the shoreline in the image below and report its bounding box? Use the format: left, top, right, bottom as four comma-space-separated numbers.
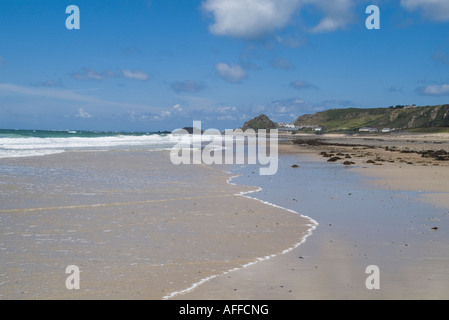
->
0, 149, 312, 300
177, 133, 449, 299
163, 171, 319, 300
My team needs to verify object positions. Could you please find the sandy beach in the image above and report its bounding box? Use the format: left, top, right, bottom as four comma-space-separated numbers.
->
176, 133, 449, 299
0, 150, 311, 299
1, 133, 448, 300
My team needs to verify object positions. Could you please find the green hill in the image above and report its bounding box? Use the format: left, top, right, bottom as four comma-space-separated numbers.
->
294, 104, 449, 133
241, 114, 277, 131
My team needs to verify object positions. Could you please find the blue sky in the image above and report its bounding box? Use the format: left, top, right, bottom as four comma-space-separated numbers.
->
1, 0, 449, 131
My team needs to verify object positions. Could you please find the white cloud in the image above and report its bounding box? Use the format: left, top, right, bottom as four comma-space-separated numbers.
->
145, 104, 184, 121
0, 83, 159, 112
160, 110, 171, 118
216, 106, 238, 114
172, 104, 183, 111
215, 62, 247, 83
122, 69, 149, 81
401, 0, 449, 21
308, 0, 354, 33
0, 83, 98, 101
417, 84, 449, 96
202, 0, 302, 39
202, 0, 355, 39
72, 68, 149, 81
76, 108, 92, 119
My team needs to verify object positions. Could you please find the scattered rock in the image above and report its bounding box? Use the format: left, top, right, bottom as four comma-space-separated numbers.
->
291, 164, 300, 168
420, 149, 449, 161
322, 152, 335, 158
431, 227, 438, 230
328, 156, 342, 162
366, 160, 376, 164
343, 161, 356, 166
345, 154, 352, 159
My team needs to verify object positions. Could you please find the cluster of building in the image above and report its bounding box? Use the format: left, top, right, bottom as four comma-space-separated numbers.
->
359, 127, 394, 133
277, 123, 394, 134
277, 123, 300, 132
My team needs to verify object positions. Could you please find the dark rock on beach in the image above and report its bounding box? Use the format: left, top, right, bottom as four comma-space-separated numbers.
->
419, 149, 449, 161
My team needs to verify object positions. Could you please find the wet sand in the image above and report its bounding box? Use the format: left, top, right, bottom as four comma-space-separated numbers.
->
2, 133, 449, 300
0, 150, 312, 299
178, 134, 449, 299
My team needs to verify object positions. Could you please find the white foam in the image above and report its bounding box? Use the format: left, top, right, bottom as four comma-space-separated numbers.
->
0, 134, 173, 150
0, 149, 65, 159
162, 172, 318, 300
0, 134, 175, 159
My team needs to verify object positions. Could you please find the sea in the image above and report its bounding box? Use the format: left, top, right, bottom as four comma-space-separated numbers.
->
0, 129, 178, 159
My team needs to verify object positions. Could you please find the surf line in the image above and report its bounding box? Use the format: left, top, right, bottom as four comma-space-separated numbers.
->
162, 172, 319, 300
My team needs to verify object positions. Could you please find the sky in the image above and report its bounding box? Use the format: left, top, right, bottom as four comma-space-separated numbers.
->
0, 0, 449, 131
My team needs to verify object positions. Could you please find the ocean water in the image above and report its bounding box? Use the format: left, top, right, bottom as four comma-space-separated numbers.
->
0, 129, 247, 159
0, 129, 179, 159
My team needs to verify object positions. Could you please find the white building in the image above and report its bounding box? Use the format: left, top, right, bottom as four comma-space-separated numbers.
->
359, 127, 378, 133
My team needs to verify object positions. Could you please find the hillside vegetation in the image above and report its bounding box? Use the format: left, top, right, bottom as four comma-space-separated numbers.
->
241, 114, 277, 131
294, 105, 449, 132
